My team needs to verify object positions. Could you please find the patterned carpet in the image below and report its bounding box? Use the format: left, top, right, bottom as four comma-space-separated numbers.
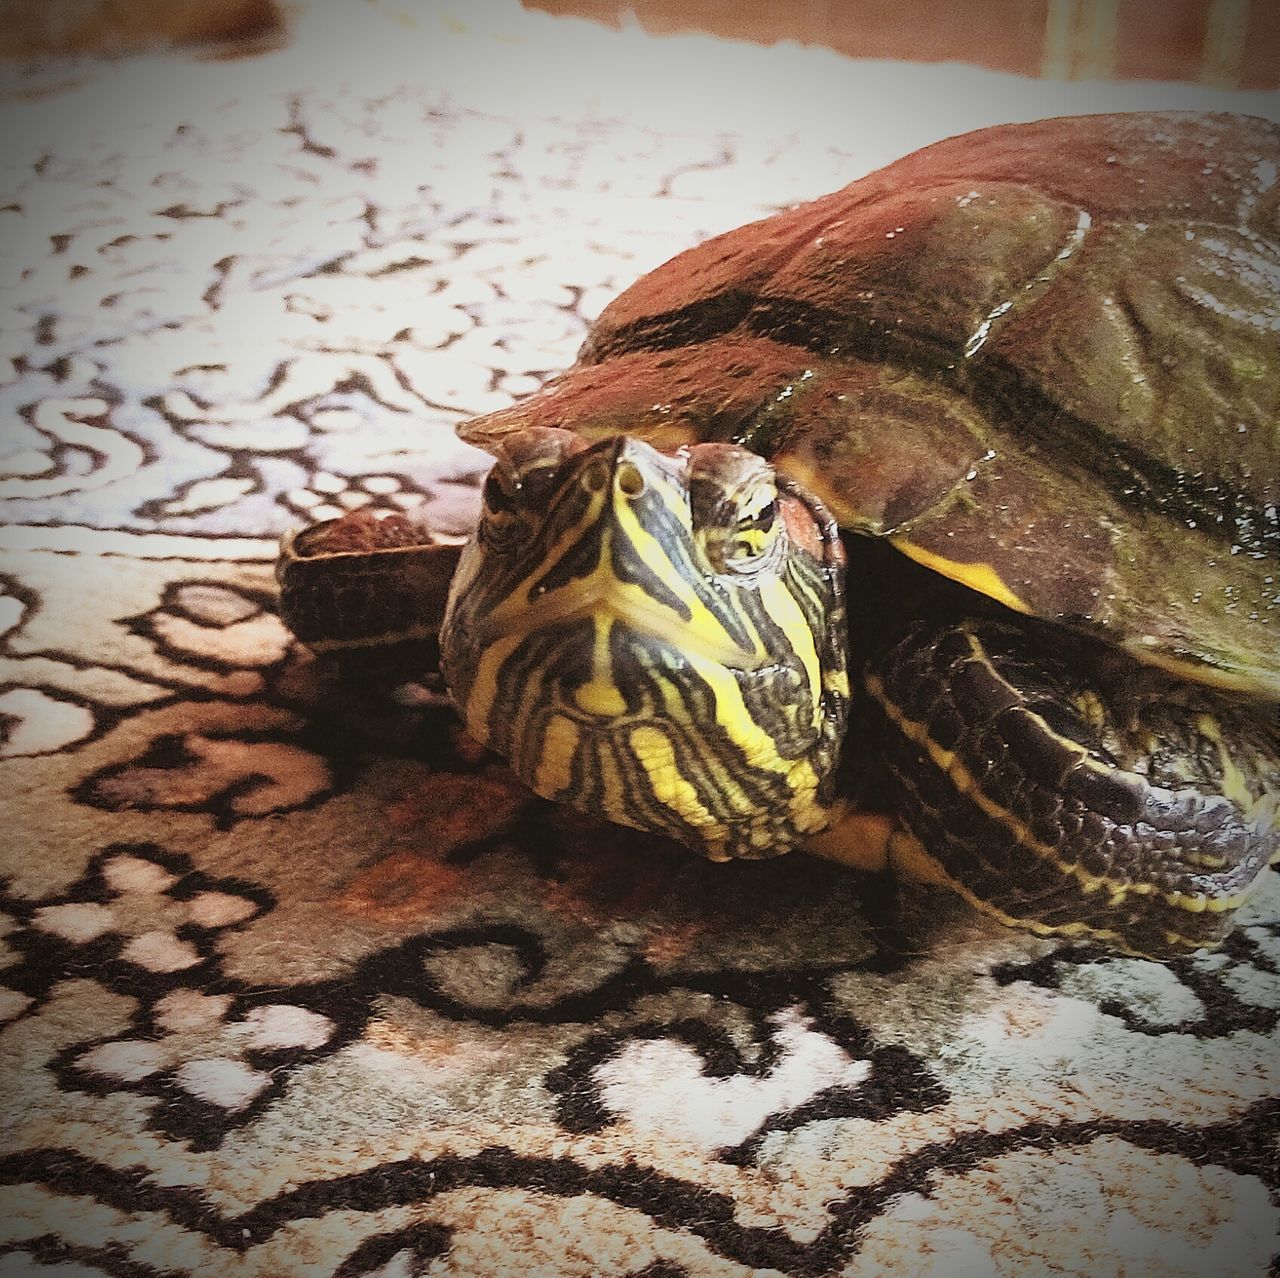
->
1, 6, 1278, 1275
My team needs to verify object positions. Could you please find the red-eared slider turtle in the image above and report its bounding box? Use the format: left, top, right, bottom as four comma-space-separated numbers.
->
280, 111, 1280, 957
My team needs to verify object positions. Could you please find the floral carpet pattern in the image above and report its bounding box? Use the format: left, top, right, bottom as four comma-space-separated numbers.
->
1, 9, 1278, 1276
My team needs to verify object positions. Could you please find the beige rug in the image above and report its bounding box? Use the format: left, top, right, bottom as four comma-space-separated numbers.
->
1, 5, 1278, 1274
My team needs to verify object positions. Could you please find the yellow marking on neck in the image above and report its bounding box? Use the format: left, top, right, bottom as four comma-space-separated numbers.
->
890, 538, 1032, 615
649, 673, 760, 824
615, 641, 833, 850
463, 631, 525, 744
695, 654, 795, 772
784, 759, 833, 840
756, 572, 824, 722
629, 724, 718, 832
574, 616, 627, 717
534, 714, 580, 798
865, 670, 1260, 916
597, 734, 626, 823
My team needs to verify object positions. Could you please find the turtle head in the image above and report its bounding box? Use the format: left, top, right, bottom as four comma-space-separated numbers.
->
440, 428, 850, 859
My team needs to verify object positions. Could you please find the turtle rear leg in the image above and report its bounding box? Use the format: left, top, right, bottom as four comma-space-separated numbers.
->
860, 619, 1279, 957
277, 511, 461, 674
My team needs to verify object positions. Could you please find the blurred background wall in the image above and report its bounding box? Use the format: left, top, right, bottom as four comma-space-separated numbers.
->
0, 0, 283, 58
0, 0, 1275, 92
526, 0, 1276, 88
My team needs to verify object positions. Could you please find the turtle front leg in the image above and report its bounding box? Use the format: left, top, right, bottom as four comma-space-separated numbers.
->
857, 619, 1279, 957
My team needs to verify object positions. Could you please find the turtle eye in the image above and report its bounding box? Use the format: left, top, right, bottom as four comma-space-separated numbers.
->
687, 443, 782, 575
691, 479, 780, 573
483, 469, 518, 515
740, 497, 777, 537
480, 467, 525, 548
721, 493, 779, 569
478, 430, 592, 554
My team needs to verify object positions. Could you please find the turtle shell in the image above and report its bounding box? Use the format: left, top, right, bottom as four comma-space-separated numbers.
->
461, 112, 1280, 698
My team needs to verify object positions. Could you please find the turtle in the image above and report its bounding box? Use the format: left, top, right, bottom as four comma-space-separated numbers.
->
279, 111, 1280, 958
